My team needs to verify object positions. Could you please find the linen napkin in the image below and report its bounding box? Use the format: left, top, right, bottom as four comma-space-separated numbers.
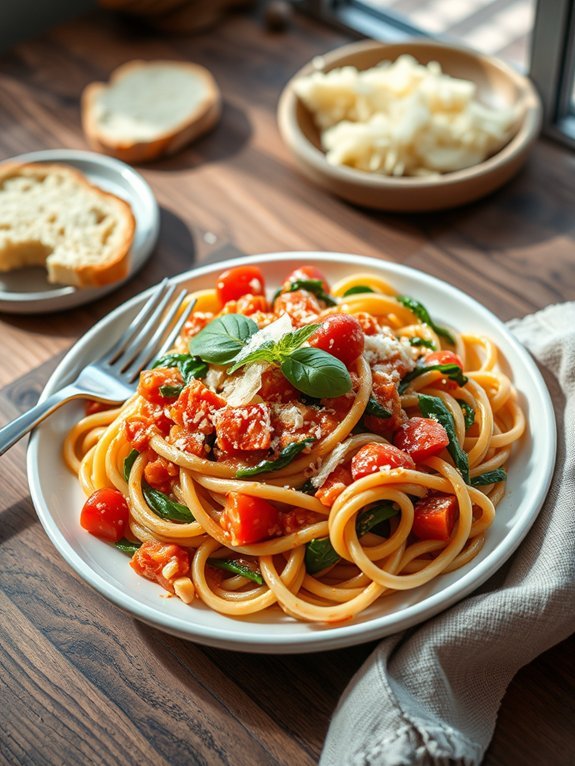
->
321, 303, 575, 766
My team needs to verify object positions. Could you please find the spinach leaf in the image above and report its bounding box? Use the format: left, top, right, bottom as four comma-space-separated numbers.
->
281, 347, 352, 398
471, 468, 507, 487
152, 353, 208, 382
457, 400, 475, 430
342, 285, 375, 296
158, 384, 184, 399
123, 449, 139, 481
207, 558, 264, 585
399, 363, 468, 393
396, 295, 456, 344
418, 393, 470, 484
115, 538, 142, 555
409, 337, 436, 350
236, 439, 315, 478
190, 314, 258, 364
305, 502, 398, 574
364, 395, 392, 419
143, 484, 195, 523
274, 278, 337, 307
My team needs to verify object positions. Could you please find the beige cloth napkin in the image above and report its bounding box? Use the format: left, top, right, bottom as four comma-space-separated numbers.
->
321, 303, 575, 766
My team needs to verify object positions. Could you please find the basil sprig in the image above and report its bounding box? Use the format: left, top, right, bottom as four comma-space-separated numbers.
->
342, 285, 375, 297
364, 395, 392, 419
143, 485, 195, 523
418, 393, 470, 484
227, 324, 319, 373
190, 314, 258, 364
207, 558, 264, 585
274, 278, 337, 307
409, 337, 436, 350
281, 347, 351, 398
471, 468, 507, 487
236, 438, 315, 478
458, 400, 475, 430
396, 295, 456, 345
115, 538, 142, 555
399, 363, 468, 393
305, 502, 398, 574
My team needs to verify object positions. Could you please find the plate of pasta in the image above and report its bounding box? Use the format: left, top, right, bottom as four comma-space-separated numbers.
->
27, 253, 555, 652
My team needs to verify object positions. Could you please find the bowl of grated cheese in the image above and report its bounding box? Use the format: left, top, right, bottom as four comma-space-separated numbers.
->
277, 39, 542, 211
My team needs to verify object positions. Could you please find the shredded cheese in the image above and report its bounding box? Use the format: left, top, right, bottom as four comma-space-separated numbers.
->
233, 313, 293, 365
223, 362, 269, 407
310, 440, 352, 489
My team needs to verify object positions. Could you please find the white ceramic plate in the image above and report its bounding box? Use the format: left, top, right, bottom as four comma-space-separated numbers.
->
0, 149, 160, 314
27, 253, 556, 653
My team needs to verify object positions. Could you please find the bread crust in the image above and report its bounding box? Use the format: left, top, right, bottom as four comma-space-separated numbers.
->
81, 60, 221, 164
0, 162, 136, 288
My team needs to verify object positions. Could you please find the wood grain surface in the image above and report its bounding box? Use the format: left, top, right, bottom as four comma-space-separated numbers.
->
0, 7, 573, 766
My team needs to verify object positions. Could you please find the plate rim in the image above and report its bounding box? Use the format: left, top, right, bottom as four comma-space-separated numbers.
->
0, 149, 160, 312
27, 252, 557, 652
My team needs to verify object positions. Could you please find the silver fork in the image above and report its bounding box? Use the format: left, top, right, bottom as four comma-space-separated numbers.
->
0, 279, 195, 456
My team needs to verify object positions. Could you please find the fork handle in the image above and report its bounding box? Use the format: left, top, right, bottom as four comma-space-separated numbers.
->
0, 384, 83, 456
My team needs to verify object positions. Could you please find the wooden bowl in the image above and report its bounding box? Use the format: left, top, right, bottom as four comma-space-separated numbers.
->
277, 39, 543, 212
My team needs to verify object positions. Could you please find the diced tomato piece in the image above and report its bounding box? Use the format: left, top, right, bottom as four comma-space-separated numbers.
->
259, 366, 298, 402
169, 379, 225, 433
354, 312, 381, 336
216, 403, 271, 452
236, 294, 269, 315
364, 370, 405, 436
351, 443, 415, 480
80, 487, 130, 542
285, 265, 330, 294
124, 400, 172, 451
309, 314, 365, 367
315, 465, 353, 507
220, 493, 281, 545
143, 452, 179, 494
274, 290, 322, 327
182, 312, 213, 340
130, 540, 190, 592
412, 493, 458, 540
138, 367, 183, 405
167, 425, 209, 457
280, 507, 321, 534
393, 417, 450, 461
425, 350, 464, 369
216, 266, 266, 304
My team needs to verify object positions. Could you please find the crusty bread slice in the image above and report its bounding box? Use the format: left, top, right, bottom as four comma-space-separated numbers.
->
0, 163, 135, 288
82, 60, 221, 163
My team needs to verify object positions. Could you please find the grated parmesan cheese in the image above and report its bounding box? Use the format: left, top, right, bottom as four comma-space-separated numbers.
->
363, 330, 417, 373
310, 440, 352, 489
232, 313, 293, 365
223, 362, 269, 407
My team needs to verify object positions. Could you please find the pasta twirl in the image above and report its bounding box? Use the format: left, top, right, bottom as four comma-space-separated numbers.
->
65, 264, 525, 624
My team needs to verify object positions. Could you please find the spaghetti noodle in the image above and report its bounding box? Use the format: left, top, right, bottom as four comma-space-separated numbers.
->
65, 264, 525, 624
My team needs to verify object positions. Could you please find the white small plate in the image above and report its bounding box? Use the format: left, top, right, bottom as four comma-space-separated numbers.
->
0, 149, 160, 314
27, 253, 556, 653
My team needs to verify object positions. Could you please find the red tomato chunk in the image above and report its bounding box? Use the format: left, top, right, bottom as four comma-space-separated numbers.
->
351, 443, 415, 481
274, 290, 322, 327
130, 541, 190, 592
315, 465, 353, 507
143, 452, 179, 494
216, 266, 265, 304
138, 367, 183, 405
80, 487, 129, 542
170, 380, 225, 432
412, 494, 458, 541
394, 417, 450, 461
280, 507, 321, 534
216, 403, 271, 453
425, 350, 464, 369
364, 370, 404, 436
309, 314, 365, 367
220, 493, 281, 545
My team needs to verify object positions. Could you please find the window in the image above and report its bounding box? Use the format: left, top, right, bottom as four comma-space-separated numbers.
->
297, 0, 575, 147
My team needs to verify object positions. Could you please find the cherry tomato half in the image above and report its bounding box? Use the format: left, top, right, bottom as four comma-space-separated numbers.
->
412, 493, 458, 541
351, 443, 415, 481
286, 265, 330, 293
216, 266, 266, 304
220, 493, 280, 546
425, 350, 463, 369
393, 417, 449, 462
80, 487, 130, 542
309, 314, 365, 367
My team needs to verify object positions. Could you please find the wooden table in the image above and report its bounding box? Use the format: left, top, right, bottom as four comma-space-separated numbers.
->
0, 8, 573, 765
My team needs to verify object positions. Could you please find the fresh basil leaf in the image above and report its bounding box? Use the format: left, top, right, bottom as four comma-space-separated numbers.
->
227, 324, 320, 374
226, 340, 276, 373
158, 384, 184, 398
342, 285, 375, 296
275, 278, 337, 307
281, 347, 352, 398
409, 337, 436, 350
399, 363, 468, 393
190, 314, 258, 364
123, 449, 139, 481
143, 484, 195, 523
236, 438, 315, 478
418, 393, 470, 484
365, 395, 392, 419
277, 324, 320, 353
396, 295, 456, 345
152, 353, 208, 382
207, 558, 264, 585
305, 502, 399, 574
115, 538, 142, 555
471, 468, 507, 487
457, 400, 475, 430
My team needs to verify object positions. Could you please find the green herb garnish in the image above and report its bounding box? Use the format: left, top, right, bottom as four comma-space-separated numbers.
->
115, 538, 142, 555
471, 468, 507, 487
364, 395, 392, 419
396, 295, 455, 344
409, 337, 436, 350
123, 448, 139, 481
458, 400, 475, 430
189, 314, 258, 365
274, 278, 337, 307
236, 439, 315, 478
143, 485, 195, 523
418, 393, 470, 484
342, 285, 376, 296
399, 363, 468, 393
158, 384, 184, 398
207, 558, 264, 585
152, 352, 208, 382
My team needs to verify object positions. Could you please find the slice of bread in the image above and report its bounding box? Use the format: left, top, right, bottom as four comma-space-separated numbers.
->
82, 60, 221, 163
0, 163, 135, 288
